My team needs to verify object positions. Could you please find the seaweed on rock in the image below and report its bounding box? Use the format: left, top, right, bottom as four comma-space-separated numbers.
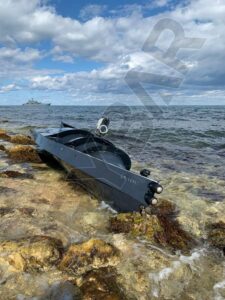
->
109, 199, 196, 253
59, 239, 120, 275
6, 145, 41, 163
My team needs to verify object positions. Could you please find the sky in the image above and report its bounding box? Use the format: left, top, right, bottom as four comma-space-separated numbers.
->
0, 0, 224, 105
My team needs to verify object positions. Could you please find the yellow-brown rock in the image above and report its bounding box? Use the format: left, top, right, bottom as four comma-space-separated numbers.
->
109, 200, 195, 253
0, 129, 10, 141
0, 170, 34, 179
6, 145, 41, 163
59, 239, 120, 275
0, 235, 63, 272
10, 134, 35, 145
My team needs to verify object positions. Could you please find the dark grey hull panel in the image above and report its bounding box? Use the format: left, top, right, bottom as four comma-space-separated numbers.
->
60, 161, 146, 212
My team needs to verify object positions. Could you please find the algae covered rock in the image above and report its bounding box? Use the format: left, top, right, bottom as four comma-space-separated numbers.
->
0, 206, 15, 216
207, 221, 225, 253
0, 129, 10, 141
0, 129, 35, 144
0, 235, 63, 272
109, 199, 195, 253
59, 239, 120, 275
150, 198, 178, 217
78, 267, 127, 300
7, 145, 41, 163
10, 134, 35, 145
0, 144, 6, 151
18, 207, 35, 216
0, 170, 34, 179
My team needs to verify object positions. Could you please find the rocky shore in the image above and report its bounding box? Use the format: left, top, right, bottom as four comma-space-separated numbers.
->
0, 128, 224, 299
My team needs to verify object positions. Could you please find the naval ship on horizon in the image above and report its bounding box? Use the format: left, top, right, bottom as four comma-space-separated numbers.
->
23, 98, 51, 106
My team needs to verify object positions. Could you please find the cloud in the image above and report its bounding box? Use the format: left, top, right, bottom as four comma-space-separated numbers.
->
28, 50, 187, 96
0, 1, 147, 62
79, 4, 107, 20
0, 47, 42, 63
52, 54, 74, 63
0, 84, 20, 93
153, 0, 169, 8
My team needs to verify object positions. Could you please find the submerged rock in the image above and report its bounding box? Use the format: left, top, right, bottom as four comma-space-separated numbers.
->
0, 129, 10, 141
0, 144, 6, 151
150, 198, 178, 217
109, 200, 195, 253
18, 207, 35, 217
77, 267, 127, 300
10, 134, 35, 145
0, 186, 17, 195
59, 239, 120, 275
40, 281, 82, 300
0, 235, 63, 272
0, 206, 15, 216
0, 170, 34, 179
0, 129, 35, 145
6, 145, 41, 163
31, 198, 50, 205
207, 221, 225, 254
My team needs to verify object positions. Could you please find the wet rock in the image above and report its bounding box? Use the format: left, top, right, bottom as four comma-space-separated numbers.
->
207, 221, 225, 254
30, 163, 50, 171
0, 186, 17, 195
150, 198, 179, 217
76, 212, 109, 234
109, 200, 195, 253
155, 215, 195, 252
150, 260, 194, 299
59, 239, 120, 275
177, 214, 202, 238
0, 206, 15, 216
31, 198, 50, 205
0, 129, 10, 141
0, 144, 6, 151
18, 207, 35, 217
7, 145, 41, 163
42, 223, 58, 232
0, 170, 34, 179
0, 235, 63, 272
78, 268, 127, 300
10, 134, 35, 145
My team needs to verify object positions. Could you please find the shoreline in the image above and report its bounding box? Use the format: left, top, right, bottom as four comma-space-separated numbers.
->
0, 127, 224, 299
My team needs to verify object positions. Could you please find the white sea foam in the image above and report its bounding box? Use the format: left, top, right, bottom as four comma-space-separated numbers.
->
98, 201, 117, 213
213, 279, 225, 300
149, 248, 206, 298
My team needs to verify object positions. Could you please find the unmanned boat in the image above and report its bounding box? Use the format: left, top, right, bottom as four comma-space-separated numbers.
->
32, 118, 163, 213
